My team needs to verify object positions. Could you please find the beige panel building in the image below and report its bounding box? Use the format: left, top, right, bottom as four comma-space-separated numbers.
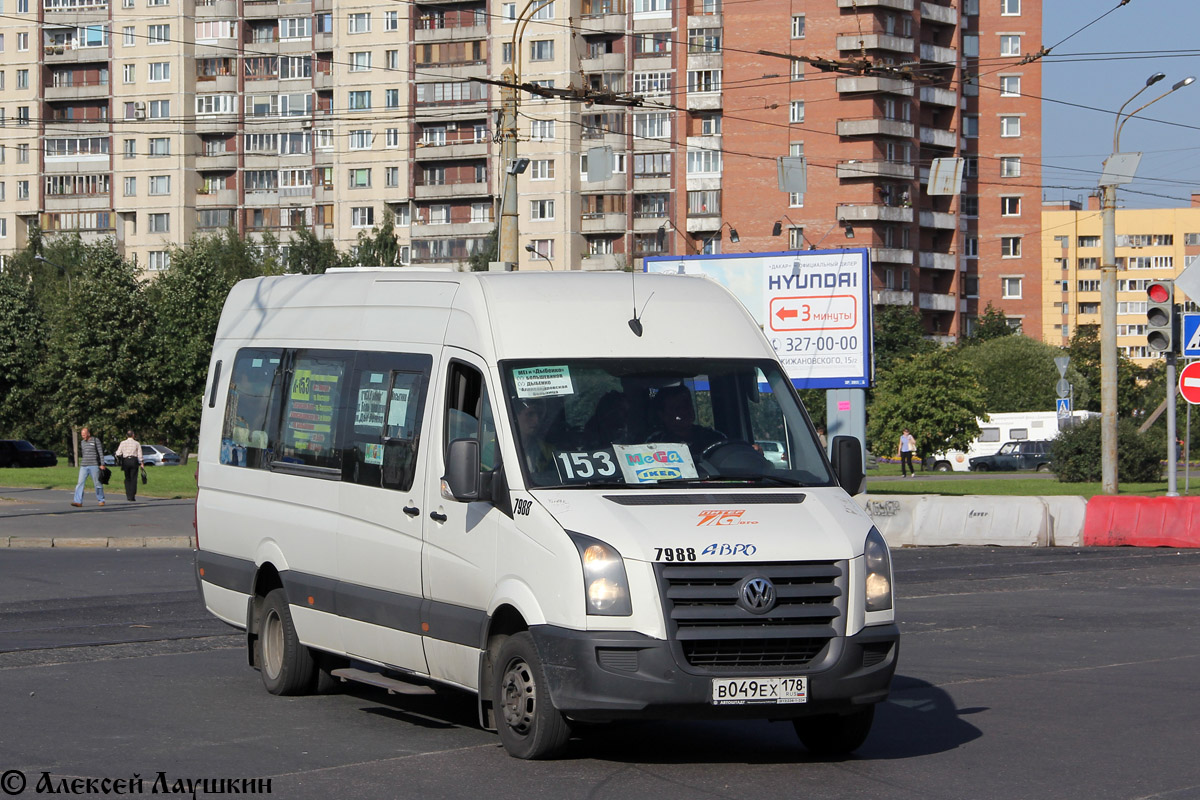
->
1041, 197, 1200, 365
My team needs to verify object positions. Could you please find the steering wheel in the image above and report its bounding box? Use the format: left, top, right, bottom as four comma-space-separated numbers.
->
699, 440, 771, 472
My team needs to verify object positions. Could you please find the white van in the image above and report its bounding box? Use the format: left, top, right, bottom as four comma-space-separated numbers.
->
927, 410, 1098, 472
194, 269, 898, 759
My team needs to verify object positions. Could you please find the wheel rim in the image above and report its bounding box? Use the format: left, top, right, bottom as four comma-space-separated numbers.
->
262, 607, 284, 681
500, 657, 536, 736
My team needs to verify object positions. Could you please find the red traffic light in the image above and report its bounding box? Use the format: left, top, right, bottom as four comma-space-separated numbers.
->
1147, 282, 1171, 303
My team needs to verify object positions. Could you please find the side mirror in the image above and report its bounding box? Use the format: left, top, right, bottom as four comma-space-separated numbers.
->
444, 438, 481, 501
830, 435, 865, 495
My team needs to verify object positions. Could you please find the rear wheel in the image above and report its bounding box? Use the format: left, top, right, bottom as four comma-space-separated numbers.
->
258, 588, 317, 696
1036, 463, 1051, 473
793, 706, 875, 757
493, 632, 571, 759
973, 463, 989, 472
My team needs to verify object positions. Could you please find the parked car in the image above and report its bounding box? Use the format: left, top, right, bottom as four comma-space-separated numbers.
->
142, 444, 182, 466
0, 439, 58, 468
755, 439, 788, 467
969, 440, 1053, 472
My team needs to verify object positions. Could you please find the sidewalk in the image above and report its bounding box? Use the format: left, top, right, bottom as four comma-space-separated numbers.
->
0, 486, 194, 548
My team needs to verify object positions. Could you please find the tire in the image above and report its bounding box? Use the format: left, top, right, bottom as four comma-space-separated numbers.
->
793, 706, 875, 757
934, 461, 951, 472
258, 588, 317, 696
493, 632, 571, 759
1036, 463, 1051, 473
973, 463, 989, 472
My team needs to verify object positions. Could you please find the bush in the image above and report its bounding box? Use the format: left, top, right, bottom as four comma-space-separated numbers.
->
1053, 417, 1162, 483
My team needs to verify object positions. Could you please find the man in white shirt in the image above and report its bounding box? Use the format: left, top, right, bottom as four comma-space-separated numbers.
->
114, 431, 144, 501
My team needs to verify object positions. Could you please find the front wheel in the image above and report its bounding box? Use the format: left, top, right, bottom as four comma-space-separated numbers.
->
258, 588, 317, 696
793, 706, 875, 757
933, 461, 952, 472
493, 632, 571, 759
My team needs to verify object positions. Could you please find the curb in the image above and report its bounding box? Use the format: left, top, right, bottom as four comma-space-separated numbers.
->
4, 536, 194, 549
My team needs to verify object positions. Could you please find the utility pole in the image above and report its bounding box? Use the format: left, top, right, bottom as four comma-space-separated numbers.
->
498, 66, 520, 268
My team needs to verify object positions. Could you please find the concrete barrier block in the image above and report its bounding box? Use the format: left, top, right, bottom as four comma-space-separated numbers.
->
143, 536, 193, 549
1084, 496, 1200, 548
1041, 496, 1089, 547
53, 537, 110, 548
857, 494, 927, 547
9, 537, 55, 548
913, 495, 1049, 547
107, 537, 147, 548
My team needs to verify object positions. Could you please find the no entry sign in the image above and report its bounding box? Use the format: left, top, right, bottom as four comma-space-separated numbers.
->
1179, 361, 1200, 405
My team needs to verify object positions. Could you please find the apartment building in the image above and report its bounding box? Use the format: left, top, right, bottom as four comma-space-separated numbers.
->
1042, 197, 1200, 365
0, 0, 1042, 340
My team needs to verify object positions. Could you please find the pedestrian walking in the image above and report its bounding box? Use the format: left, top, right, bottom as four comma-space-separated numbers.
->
72, 427, 106, 507
114, 430, 144, 502
898, 428, 917, 477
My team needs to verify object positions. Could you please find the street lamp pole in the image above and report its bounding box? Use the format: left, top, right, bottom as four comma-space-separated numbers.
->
1100, 73, 1194, 494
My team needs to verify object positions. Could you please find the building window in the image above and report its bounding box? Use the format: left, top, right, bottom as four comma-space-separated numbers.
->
149, 175, 170, 195
530, 40, 553, 60
791, 60, 804, 81
386, 89, 399, 108
532, 1, 554, 18
149, 62, 170, 82
789, 101, 804, 124
348, 168, 371, 188
349, 129, 373, 149
350, 52, 371, 71
1000, 75, 1020, 97
1001, 237, 1022, 257
965, 237, 978, 257
348, 12, 370, 33
148, 137, 170, 156
1001, 116, 1021, 137
1002, 277, 1022, 299
686, 147, 721, 174
352, 206, 375, 227
17, 144, 28, 163
124, 177, 136, 196
150, 99, 171, 118
348, 91, 372, 110
1001, 0, 1019, 14
17, 32, 28, 51
148, 251, 170, 270
1000, 196, 1020, 216
791, 14, 805, 38
385, 128, 400, 147
530, 119, 554, 140
1000, 35, 1020, 56
1001, 156, 1021, 177
17, 180, 29, 199
148, 213, 169, 233
385, 10, 398, 30
147, 24, 169, 44
531, 159, 554, 180
529, 199, 554, 220
963, 115, 978, 138
123, 64, 135, 83
529, 239, 553, 259
687, 70, 721, 94
124, 139, 136, 158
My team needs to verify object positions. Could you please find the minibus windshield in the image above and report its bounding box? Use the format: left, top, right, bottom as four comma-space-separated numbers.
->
500, 358, 833, 489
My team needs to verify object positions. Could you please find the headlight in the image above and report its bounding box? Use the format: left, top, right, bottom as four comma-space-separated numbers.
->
568, 533, 632, 616
864, 527, 893, 612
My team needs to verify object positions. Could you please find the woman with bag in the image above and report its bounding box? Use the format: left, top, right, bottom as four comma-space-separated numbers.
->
72, 427, 107, 507
114, 430, 144, 502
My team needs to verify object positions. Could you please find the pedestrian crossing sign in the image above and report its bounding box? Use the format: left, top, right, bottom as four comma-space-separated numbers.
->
1183, 314, 1200, 357
1056, 397, 1071, 415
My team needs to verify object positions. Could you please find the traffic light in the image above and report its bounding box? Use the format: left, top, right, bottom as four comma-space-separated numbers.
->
1145, 279, 1176, 353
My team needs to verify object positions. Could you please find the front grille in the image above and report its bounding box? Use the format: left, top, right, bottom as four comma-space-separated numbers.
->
658, 561, 846, 673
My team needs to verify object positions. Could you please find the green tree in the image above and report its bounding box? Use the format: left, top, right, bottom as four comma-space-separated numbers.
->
964, 302, 1016, 344
866, 348, 987, 461
0, 268, 48, 439
872, 304, 935, 375
1065, 324, 1146, 417
355, 208, 400, 267
953, 335, 1065, 413
287, 225, 347, 274
1052, 416, 1162, 483
468, 229, 498, 272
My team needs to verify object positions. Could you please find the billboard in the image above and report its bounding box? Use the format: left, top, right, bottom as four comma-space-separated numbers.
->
644, 249, 873, 390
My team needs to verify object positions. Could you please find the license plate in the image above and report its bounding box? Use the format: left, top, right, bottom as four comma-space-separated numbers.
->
711, 676, 807, 705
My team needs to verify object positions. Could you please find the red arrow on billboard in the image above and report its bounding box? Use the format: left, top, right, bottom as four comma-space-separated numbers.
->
776, 307, 798, 321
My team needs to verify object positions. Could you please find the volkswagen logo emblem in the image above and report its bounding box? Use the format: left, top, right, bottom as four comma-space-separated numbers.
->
738, 576, 777, 614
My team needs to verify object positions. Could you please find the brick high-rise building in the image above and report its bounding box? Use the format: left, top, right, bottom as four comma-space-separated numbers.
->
0, 0, 1041, 339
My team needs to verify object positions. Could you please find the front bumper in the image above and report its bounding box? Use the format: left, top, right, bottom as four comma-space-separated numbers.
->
529, 623, 899, 722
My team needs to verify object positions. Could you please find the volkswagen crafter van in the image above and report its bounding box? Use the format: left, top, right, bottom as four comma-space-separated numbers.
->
194, 269, 898, 759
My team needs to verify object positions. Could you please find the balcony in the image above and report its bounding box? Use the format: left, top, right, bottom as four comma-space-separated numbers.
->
919, 291, 956, 312
919, 251, 956, 271
195, 188, 239, 206
835, 32, 914, 55
837, 204, 913, 224
43, 43, 108, 64
581, 52, 626, 73
919, 85, 957, 107
919, 209, 956, 230
837, 117, 914, 138
195, 0, 237, 16
413, 180, 489, 199
836, 159, 915, 181
580, 252, 625, 271
919, 126, 957, 148
836, 76, 913, 96
870, 247, 913, 265
197, 153, 238, 171
44, 79, 109, 101
632, 215, 668, 233
837, 0, 912, 7
581, 213, 627, 234
686, 215, 720, 233
195, 114, 240, 134
920, 43, 957, 64
414, 24, 487, 42
686, 92, 722, 112
415, 139, 489, 160
873, 289, 914, 306
920, 1, 957, 25
579, 12, 626, 34
44, 193, 111, 212
412, 220, 494, 238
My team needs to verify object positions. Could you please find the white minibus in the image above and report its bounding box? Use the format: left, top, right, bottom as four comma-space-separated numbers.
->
194, 269, 898, 759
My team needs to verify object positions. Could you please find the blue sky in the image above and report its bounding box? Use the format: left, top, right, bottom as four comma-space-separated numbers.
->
1042, 0, 1200, 208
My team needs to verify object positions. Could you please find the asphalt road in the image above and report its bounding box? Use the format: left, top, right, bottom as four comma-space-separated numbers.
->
1, 546, 1198, 799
